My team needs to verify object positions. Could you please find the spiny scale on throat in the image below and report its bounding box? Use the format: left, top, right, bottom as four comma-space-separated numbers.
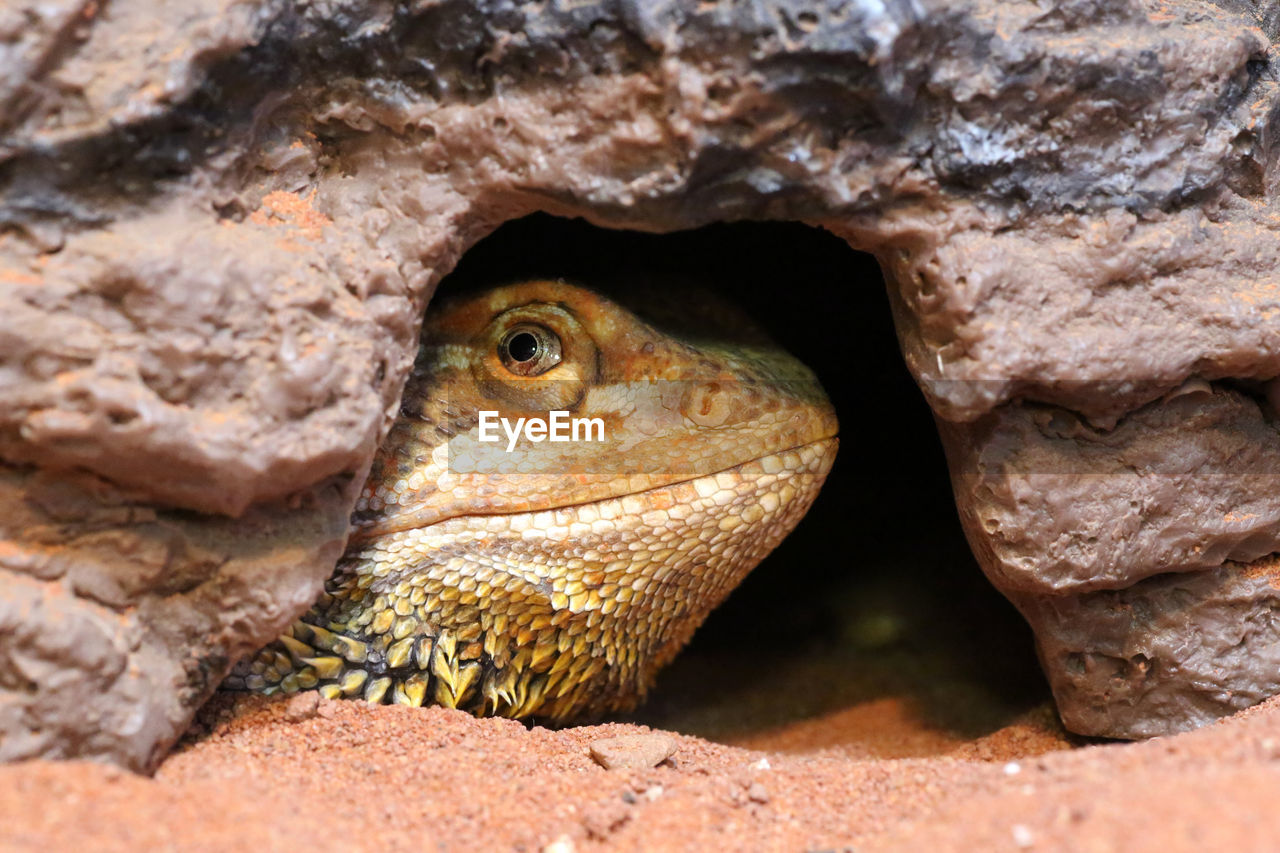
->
228, 280, 838, 721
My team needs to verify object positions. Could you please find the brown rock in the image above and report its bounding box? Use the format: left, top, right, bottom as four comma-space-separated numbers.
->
282, 692, 320, 723
589, 734, 678, 770
3, 0, 1280, 766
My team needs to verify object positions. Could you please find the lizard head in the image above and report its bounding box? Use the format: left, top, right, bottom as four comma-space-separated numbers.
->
354, 279, 838, 535
249, 280, 837, 719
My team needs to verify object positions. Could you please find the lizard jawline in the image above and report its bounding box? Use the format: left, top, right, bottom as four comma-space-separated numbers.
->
234, 437, 838, 722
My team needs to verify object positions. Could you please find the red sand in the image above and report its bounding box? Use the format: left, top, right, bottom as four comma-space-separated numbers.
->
3, 691, 1277, 852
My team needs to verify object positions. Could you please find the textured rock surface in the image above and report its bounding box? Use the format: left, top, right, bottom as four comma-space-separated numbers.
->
3, 0, 1280, 767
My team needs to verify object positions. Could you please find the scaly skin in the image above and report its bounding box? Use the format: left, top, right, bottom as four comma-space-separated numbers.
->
229, 281, 838, 720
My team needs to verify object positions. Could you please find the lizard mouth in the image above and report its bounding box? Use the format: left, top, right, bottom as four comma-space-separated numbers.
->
350, 427, 840, 541
502, 433, 840, 519
637, 434, 835, 511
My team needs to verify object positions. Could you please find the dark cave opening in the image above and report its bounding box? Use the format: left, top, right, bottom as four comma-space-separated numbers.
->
438, 213, 1051, 753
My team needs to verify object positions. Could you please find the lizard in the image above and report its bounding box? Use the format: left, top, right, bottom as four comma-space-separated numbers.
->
227, 279, 838, 721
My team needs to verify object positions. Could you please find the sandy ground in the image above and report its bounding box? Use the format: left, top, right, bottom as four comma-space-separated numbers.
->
2, 688, 1278, 852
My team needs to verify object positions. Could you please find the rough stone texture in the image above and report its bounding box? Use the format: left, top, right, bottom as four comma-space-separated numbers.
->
3, 0, 1280, 766
589, 733, 678, 770
1011, 558, 1280, 738
940, 384, 1280, 736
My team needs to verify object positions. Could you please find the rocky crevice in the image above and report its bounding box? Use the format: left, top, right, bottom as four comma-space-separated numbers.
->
3, 0, 1280, 767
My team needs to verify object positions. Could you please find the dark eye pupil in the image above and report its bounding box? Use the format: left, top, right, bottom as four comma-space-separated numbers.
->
498, 323, 561, 376
506, 331, 539, 362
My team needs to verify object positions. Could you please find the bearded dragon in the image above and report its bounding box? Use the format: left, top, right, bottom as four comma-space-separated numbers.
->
228, 280, 838, 721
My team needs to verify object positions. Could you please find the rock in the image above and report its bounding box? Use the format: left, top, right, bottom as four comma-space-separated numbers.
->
941, 390, 1280, 736
282, 692, 321, 723
589, 734, 678, 770
2, 0, 1280, 766
1011, 562, 1280, 738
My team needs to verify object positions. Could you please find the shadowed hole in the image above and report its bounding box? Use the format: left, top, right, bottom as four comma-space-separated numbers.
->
437, 212, 1056, 759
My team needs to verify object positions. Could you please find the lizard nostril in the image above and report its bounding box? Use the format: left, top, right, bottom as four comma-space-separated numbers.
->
681, 382, 733, 427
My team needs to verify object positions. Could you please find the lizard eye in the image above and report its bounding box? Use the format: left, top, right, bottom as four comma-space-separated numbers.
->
499, 324, 562, 376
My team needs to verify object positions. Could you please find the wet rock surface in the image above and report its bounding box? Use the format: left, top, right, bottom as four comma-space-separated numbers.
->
3, 0, 1280, 767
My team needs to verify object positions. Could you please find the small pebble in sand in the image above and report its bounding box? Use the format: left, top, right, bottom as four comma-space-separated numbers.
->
283, 693, 321, 722
746, 782, 771, 804
1003, 762, 1022, 776
542, 835, 576, 853
589, 733, 677, 770
1011, 823, 1035, 848
751, 757, 772, 771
